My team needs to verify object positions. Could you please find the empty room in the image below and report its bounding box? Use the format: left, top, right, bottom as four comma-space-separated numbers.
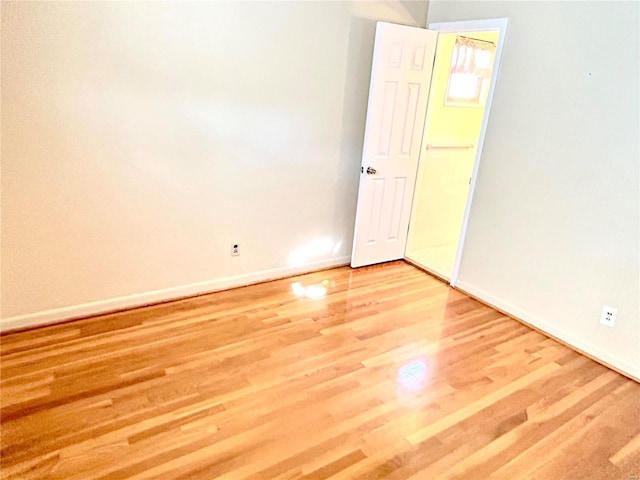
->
1, 1, 639, 479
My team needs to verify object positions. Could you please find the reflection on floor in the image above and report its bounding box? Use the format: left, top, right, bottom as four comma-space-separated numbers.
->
406, 243, 457, 280
3, 262, 640, 479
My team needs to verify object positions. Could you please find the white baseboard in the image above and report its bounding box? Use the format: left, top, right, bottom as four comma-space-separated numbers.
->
0, 256, 351, 333
455, 280, 640, 382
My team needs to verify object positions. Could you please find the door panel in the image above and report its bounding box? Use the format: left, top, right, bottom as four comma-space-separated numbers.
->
351, 22, 438, 268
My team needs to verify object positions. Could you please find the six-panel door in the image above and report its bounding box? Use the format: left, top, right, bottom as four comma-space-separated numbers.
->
351, 22, 438, 267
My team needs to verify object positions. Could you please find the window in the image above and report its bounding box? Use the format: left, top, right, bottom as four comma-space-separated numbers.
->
445, 36, 495, 107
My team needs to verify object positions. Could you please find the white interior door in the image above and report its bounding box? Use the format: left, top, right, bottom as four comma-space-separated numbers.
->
351, 22, 438, 268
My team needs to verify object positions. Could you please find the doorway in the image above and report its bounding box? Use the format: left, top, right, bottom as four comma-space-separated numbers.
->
350, 18, 508, 280
405, 29, 500, 281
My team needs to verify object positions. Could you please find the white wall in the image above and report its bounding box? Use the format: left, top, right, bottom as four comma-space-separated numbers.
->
0, 1, 428, 328
428, 1, 640, 378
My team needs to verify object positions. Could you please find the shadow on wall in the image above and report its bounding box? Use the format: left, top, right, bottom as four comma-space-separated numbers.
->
400, 0, 430, 24
334, 1, 429, 256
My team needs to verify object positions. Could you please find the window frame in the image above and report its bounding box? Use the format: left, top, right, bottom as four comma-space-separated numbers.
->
444, 36, 496, 108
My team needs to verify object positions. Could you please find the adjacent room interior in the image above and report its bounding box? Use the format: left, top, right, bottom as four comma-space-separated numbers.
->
406, 30, 499, 280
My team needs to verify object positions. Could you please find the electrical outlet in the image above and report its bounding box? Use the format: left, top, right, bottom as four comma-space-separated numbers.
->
600, 305, 617, 327
231, 244, 240, 257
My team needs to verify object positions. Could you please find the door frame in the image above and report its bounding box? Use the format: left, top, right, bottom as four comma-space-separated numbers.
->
419, 18, 509, 286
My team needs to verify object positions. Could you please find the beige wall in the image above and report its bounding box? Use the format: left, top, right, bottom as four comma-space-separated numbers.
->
408, 31, 498, 251
428, 1, 640, 378
0, 1, 428, 324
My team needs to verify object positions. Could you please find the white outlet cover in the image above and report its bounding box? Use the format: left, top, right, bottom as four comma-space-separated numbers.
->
600, 305, 617, 327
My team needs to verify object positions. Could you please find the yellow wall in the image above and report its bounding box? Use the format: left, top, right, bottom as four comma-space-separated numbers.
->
425, 31, 499, 143
408, 30, 499, 253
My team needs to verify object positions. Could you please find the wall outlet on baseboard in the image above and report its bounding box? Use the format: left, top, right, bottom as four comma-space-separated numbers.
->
231, 244, 240, 257
599, 305, 617, 327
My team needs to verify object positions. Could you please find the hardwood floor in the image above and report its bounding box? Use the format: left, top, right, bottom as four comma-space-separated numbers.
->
1, 261, 639, 479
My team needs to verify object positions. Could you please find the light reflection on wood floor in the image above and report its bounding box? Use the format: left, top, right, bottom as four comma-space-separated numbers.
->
1, 261, 639, 479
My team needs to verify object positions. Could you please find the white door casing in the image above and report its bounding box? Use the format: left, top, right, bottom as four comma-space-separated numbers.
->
351, 22, 438, 268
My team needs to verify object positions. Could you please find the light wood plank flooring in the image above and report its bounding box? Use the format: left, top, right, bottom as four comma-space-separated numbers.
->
1, 261, 639, 479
